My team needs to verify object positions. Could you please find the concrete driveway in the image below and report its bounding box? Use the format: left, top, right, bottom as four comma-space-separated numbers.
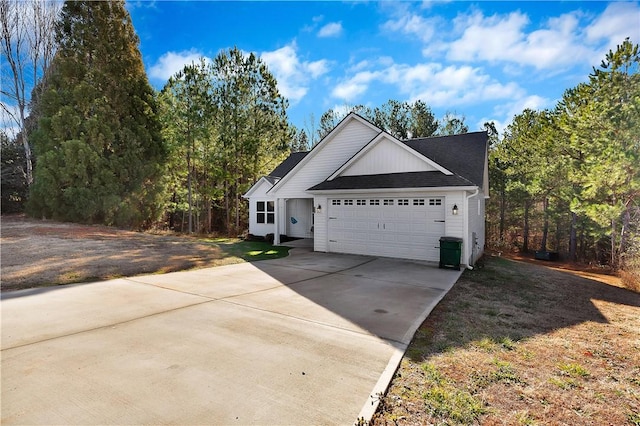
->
1, 249, 462, 425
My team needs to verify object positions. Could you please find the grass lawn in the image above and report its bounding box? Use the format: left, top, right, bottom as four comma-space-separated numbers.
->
372, 256, 640, 426
207, 238, 291, 262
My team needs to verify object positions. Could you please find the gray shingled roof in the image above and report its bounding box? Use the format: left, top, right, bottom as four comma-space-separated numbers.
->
268, 151, 308, 178
265, 126, 487, 192
402, 131, 487, 189
308, 131, 487, 191
308, 171, 475, 191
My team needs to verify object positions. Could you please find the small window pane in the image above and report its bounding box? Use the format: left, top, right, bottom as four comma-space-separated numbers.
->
384, 199, 394, 205
257, 201, 265, 211
257, 213, 265, 224
267, 213, 275, 224
357, 199, 366, 206
332, 199, 341, 205
413, 199, 425, 206
344, 199, 353, 205
398, 199, 409, 206
429, 199, 442, 206
267, 201, 274, 211
370, 199, 380, 206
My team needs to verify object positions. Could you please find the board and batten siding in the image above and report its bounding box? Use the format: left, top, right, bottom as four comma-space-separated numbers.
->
286, 198, 313, 238
341, 138, 438, 177
274, 119, 379, 198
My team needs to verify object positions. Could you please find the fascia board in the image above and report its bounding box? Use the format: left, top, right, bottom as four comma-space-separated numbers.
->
307, 186, 479, 195
243, 177, 276, 198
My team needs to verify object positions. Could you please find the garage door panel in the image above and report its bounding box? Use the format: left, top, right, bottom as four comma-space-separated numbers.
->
327, 197, 446, 261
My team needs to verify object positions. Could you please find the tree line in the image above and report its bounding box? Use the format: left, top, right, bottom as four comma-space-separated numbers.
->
291, 101, 469, 151
487, 39, 638, 285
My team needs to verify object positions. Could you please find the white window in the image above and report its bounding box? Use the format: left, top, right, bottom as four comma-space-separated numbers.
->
429, 199, 442, 206
398, 199, 409, 206
370, 199, 380, 206
344, 199, 354, 205
332, 199, 341, 206
257, 201, 274, 224
413, 199, 425, 206
383, 199, 394, 206
356, 199, 366, 206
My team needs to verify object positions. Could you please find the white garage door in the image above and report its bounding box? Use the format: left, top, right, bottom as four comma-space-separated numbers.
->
327, 197, 446, 261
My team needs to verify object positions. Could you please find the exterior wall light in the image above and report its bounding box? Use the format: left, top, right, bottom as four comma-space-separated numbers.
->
452, 204, 459, 215
316, 204, 322, 214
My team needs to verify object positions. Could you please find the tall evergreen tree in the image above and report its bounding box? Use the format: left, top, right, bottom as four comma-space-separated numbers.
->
28, 0, 166, 228
436, 111, 469, 135
316, 100, 438, 140
159, 59, 213, 233
291, 128, 309, 152
212, 47, 290, 232
0, 131, 27, 213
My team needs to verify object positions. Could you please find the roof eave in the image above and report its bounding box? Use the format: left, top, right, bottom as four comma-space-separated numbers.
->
307, 185, 480, 194
243, 176, 278, 198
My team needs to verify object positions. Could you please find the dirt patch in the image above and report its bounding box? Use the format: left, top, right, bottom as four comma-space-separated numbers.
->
1, 215, 243, 291
372, 255, 640, 425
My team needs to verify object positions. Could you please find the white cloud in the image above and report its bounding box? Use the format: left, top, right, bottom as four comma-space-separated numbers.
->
332, 70, 380, 101
261, 42, 330, 103
494, 95, 553, 124
318, 22, 343, 38
476, 117, 507, 136
332, 59, 526, 109
586, 2, 640, 47
386, 4, 639, 72
148, 49, 204, 81
381, 9, 440, 43
447, 10, 595, 70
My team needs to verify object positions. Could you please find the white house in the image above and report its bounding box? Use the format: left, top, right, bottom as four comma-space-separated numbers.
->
243, 113, 489, 267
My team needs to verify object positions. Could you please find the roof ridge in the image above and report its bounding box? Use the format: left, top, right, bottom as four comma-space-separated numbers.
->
403, 130, 487, 142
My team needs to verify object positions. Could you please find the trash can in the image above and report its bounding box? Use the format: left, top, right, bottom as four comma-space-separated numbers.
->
439, 237, 463, 270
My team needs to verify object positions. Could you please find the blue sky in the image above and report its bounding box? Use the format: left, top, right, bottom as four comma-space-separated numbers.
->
122, 1, 640, 135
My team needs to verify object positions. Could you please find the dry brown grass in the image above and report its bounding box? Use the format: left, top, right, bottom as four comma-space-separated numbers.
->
0, 216, 288, 291
372, 256, 640, 426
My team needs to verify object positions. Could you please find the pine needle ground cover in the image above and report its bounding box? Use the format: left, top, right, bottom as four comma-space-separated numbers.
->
372, 256, 640, 426
0, 216, 289, 291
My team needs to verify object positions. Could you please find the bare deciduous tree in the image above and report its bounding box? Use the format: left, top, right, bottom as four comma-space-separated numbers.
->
1, 0, 59, 186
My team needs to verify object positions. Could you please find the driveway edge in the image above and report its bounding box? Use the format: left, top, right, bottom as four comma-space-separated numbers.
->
356, 270, 463, 424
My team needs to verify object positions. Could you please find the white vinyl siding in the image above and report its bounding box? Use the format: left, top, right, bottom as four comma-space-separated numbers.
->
249, 198, 276, 237
274, 119, 379, 198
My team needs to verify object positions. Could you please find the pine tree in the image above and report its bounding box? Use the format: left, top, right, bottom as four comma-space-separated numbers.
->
159, 59, 213, 233
212, 47, 290, 232
28, 0, 166, 228
558, 38, 639, 266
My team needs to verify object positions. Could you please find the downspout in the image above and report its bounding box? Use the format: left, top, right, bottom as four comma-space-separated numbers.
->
465, 188, 479, 270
